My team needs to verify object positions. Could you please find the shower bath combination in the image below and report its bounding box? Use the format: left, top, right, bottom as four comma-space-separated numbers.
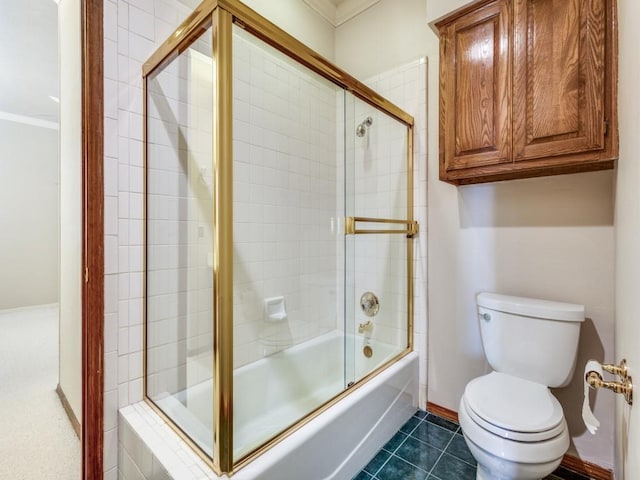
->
142, 0, 418, 476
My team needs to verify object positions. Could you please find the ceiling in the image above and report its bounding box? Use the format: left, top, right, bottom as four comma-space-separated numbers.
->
303, 0, 380, 27
0, 0, 372, 126
0, 0, 58, 123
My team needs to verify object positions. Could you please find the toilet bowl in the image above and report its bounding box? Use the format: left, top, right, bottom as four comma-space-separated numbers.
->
459, 372, 569, 480
459, 293, 584, 480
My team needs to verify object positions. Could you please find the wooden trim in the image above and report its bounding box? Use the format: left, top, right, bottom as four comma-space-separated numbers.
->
560, 455, 613, 480
433, 0, 496, 32
426, 402, 459, 424
81, 0, 104, 479
56, 384, 81, 439
427, 402, 612, 480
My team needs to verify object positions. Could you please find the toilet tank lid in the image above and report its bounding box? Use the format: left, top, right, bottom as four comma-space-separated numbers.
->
477, 293, 585, 322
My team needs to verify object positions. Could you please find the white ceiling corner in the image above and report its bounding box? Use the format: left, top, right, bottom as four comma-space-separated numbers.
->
335, 0, 380, 26
0, 0, 58, 122
304, 0, 381, 27
303, 0, 338, 26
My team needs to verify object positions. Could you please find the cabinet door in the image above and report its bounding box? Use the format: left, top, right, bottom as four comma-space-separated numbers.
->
439, 0, 511, 178
513, 0, 606, 162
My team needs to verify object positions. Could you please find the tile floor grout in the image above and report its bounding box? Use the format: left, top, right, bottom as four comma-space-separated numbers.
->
354, 409, 595, 480
425, 422, 459, 479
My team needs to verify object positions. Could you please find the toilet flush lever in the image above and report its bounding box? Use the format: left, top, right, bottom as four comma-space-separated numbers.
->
586, 359, 633, 405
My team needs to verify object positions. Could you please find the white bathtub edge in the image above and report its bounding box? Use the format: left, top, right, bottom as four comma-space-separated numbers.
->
236, 350, 419, 480
118, 351, 419, 480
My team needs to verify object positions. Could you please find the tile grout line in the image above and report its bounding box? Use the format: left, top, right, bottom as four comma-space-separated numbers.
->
360, 410, 588, 480
424, 421, 458, 479
371, 413, 431, 480
369, 417, 419, 478
374, 414, 456, 480
441, 425, 479, 470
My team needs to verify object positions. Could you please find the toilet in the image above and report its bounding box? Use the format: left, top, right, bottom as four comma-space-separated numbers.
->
459, 293, 584, 480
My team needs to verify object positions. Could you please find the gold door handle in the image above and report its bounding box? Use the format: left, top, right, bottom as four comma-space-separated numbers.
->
345, 217, 418, 237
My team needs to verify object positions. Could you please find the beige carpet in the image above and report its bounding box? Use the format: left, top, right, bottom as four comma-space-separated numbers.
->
0, 304, 81, 479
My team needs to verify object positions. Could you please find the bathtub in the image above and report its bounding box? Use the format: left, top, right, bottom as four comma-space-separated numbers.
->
155, 331, 418, 479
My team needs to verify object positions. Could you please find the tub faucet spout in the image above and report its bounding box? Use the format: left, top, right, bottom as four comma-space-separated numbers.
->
358, 321, 373, 334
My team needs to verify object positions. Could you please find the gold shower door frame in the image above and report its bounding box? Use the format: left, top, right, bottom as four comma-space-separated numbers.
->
142, 0, 416, 475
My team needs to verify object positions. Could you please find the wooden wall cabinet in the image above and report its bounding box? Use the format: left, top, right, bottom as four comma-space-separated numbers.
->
437, 0, 618, 185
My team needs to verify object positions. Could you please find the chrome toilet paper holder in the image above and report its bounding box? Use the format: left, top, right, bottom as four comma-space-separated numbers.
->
586, 359, 633, 405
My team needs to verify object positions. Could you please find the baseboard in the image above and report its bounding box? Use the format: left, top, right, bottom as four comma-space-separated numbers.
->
560, 455, 613, 480
56, 384, 81, 439
426, 401, 459, 423
426, 401, 613, 480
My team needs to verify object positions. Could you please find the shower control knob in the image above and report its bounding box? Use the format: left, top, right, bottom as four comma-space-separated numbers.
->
360, 292, 380, 317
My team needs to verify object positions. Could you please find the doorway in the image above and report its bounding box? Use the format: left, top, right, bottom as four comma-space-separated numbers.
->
0, 0, 103, 478
0, 0, 80, 477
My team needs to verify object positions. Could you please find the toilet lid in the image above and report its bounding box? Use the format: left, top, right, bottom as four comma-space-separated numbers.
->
464, 372, 565, 441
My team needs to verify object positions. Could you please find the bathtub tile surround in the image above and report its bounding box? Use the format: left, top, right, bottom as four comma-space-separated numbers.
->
103, 0, 198, 476
231, 28, 339, 367
354, 410, 595, 480
118, 350, 417, 480
106, 0, 427, 477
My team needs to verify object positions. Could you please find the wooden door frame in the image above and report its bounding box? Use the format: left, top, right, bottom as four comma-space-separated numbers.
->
82, 0, 104, 478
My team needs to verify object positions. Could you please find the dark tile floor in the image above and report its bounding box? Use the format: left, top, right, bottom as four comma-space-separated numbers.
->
353, 409, 594, 480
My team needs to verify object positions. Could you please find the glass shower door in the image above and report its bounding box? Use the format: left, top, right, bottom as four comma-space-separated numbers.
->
142, 1, 415, 472
230, 23, 346, 463
145, 25, 215, 457
344, 93, 413, 385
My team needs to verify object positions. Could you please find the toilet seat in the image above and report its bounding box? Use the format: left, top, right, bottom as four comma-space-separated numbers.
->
463, 372, 565, 442
459, 395, 570, 465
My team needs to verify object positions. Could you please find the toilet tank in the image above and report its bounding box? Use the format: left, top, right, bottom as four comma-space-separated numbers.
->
477, 293, 585, 388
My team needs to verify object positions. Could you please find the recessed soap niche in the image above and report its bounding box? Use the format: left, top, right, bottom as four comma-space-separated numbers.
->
264, 296, 287, 323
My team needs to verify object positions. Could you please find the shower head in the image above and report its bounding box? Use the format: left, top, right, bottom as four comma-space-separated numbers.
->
356, 117, 373, 137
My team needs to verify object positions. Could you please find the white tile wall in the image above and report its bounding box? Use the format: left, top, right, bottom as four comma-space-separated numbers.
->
119, 404, 213, 480
231, 28, 339, 367
103, 0, 195, 477
145, 32, 215, 413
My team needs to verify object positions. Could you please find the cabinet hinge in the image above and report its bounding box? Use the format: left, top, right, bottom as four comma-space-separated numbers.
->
604, 120, 609, 136
84, 267, 89, 283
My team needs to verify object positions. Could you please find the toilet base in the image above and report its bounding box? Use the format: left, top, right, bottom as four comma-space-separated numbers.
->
476, 463, 545, 480
466, 437, 562, 480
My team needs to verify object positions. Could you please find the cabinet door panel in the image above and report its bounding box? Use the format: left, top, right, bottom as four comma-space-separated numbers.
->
439, 0, 511, 174
513, 0, 606, 162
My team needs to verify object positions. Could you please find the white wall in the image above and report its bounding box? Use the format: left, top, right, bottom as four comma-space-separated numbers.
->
615, 0, 640, 478
425, 0, 473, 24
337, 0, 616, 470
424, 0, 616, 470
240, 0, 335, 61
58, 0, 83, 426
0, 120, 59, 310
335, 0, 431, 80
